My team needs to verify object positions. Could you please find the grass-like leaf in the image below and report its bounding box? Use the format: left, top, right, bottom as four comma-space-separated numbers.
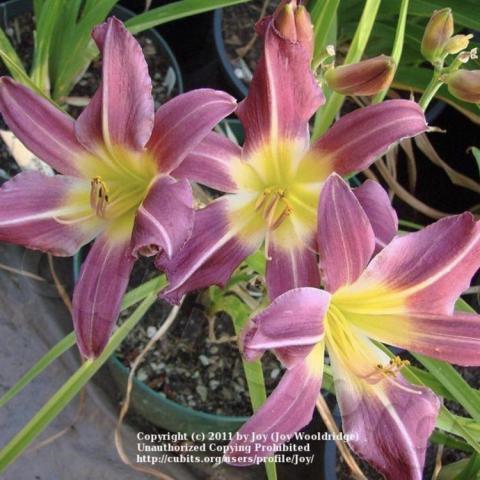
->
125, 0, 251, 34
0, 288, 163, 473
312, 0, 381, 139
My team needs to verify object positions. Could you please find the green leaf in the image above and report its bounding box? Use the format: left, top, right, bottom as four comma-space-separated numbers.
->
414, 352, 480, 423
312, 0, 381, 139
430, 431, 472, 454
33, 0, 46, 20
229, 300, 277, 480
455, 454, 480, 480
0, 291, 161, 472
244, 250, 266, 276
0, 275, 166, 410
372, 0, 409, 103
125, 0, 251, 35
472, 148, 480, 178
309, 0, 339, 64
437, 405, 480, 454
48, 0, 84, 83
30, 0, 64, 95
52, 0, 119, 101
0, 332, 76, 409
0, 27, 41, 94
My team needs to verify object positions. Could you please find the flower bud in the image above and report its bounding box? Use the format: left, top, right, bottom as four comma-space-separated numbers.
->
421, 8, 454, 63
295, 5, 314, 60
274, 2, 297, 42
443, 34, 473, 55
447, 69, 480, 103
273, 1, 314, 61
324, 55, 396, 96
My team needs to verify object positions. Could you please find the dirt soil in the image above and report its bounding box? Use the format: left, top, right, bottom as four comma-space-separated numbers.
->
116, 257, 282, 417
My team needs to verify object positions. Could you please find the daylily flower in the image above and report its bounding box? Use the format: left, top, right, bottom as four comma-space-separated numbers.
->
225, 174, 480, 479
0, 18, 236, 358
158, 0, 428, 303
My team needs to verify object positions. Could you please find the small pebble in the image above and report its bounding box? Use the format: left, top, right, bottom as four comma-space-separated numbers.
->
199, 355, 209, 366
209, 380, 220, 390
270, 368, 281, 380
146, 326, 157, 338
196, 385, 208, 402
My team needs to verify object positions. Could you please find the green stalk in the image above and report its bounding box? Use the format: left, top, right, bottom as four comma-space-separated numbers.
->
311, 0, 381, 140
372, 0, 410, 104
0, 275, 166, 410
231, 319, 277, 480
0, 292, 160, 473
0, 332, 76, 409
418, 72, 443, 111
310, 0, 339, 67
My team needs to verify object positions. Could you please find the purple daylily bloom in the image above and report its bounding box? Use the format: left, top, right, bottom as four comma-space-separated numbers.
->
158, 0, 428, 304
0, 17, 236, 358
225, 174, 480, 480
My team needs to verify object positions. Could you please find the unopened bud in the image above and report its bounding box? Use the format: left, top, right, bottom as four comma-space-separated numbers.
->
324, 55, 396, 96
444, 34, 473, 55
447, 69, 480, 103
421, 8, 454, 63
294, 5, 314, 60
274, 2, 297, 42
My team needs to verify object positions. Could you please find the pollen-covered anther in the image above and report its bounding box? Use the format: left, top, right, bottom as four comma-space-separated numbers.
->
376, 356, 411, 378
90, 176, 109, 218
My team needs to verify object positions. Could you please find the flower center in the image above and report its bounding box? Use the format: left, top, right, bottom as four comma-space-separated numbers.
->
80, 145, 158, 222
254, 186, 294, 231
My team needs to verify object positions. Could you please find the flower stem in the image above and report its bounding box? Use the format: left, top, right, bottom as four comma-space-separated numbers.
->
418, 72, 444, 111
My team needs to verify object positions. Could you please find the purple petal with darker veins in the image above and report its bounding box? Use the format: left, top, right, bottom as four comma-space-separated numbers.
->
351, 311, 480, 367
242, 287, 329, 367
265, 238, 320, 300
75, 17, 154, 152
73, 232, 135, 358
0, 171, 102, 256
317, 174, 375, 293
132, 176, 193, 259
170, 132, 240, 193
0, 78, 86, 176
330, 333, 439, 480
147, 89, 237, 174
224, 361, 322, 466
237, 16, 324, 153
157, 198, 259, 304
311, 100, 428, 175
360, 212, 480, 315
354, 180, 398, 252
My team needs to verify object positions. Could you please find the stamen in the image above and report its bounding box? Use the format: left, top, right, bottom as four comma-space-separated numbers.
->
255, 186, 294, 235
359, 356, 411, 385
375, 356, 411, 378
90, 176, 110, 218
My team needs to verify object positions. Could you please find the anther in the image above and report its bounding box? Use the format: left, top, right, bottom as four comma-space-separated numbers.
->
90, 176, 109, 218
376, 356, 410, 378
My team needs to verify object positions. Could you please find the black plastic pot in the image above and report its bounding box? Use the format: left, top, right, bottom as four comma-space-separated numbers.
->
213, 6, 449, 122
72, 250, 249, 436
213, 9, 249, 99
